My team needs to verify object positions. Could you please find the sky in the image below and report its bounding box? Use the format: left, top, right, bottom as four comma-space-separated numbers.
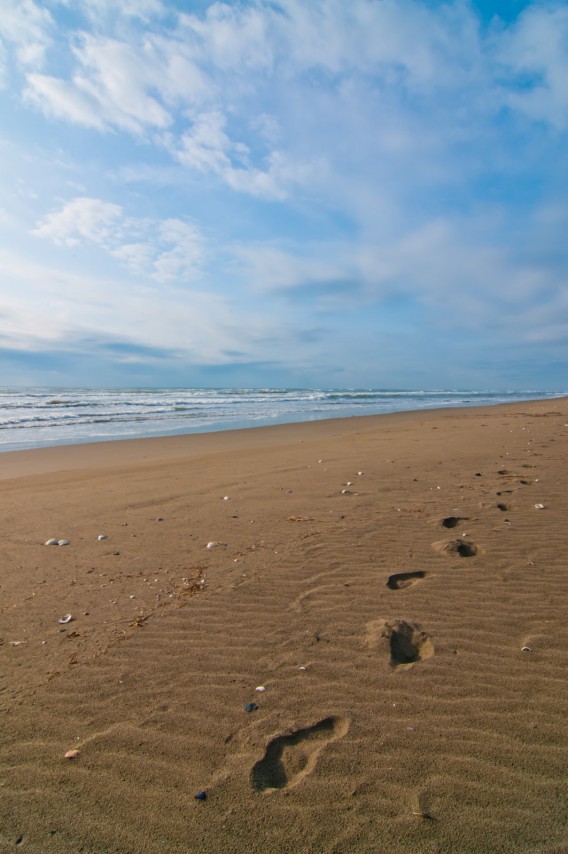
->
0, 0, 567, 390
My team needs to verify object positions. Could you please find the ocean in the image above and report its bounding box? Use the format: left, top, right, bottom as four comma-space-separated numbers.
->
0, 387, 564, 453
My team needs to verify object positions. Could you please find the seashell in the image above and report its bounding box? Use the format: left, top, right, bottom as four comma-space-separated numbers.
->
357, 471, 364, 476
223, 496, 231, 501
206, 541, 217, 549
44, 539, 59, 546
521, 646, 532, 652
58, 614, 72, 624
341, 489, 352, 495
255, 686, 266, 692
64, 749, 80, 759
58, 539, 70, 546
98, 535, 107, 541
346, 481, 353, 486
534, 503, 545, 510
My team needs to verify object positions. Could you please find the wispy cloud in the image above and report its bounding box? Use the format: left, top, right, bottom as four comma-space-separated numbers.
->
32, 197, 205, 283
1, 1, 567, 388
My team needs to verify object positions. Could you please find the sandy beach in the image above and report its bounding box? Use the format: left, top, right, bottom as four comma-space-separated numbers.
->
1, 398, 567, 853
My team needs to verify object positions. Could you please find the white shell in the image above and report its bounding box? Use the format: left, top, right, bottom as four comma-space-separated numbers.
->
98, 534, 108, 540
534, 503, 545, 510
206, 541, 217, 549
64, 749, 80, 759
255, 686, 266, 692
58, 539, 70, 546
223, 496, 231, 501
58, 614, 72, 624
44, 539, 59, 546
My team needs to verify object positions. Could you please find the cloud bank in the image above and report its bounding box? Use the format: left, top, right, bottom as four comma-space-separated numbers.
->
0, 0, 566, 388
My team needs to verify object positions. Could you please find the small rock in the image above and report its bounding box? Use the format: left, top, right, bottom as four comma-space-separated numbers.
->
244, 702, 258, 713
194, 791, 207, 800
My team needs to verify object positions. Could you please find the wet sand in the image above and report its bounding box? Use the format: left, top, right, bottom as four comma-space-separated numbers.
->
1, 399, 567, 853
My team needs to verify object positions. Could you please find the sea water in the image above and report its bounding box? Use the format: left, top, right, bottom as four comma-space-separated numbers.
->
0, 387, 563, 452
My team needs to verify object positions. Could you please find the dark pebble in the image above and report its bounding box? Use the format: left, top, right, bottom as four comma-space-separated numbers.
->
244, 702, 258, 713
194, 791, 207, 801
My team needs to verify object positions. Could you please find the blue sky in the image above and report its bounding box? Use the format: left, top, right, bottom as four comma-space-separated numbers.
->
0, 0, 566, 390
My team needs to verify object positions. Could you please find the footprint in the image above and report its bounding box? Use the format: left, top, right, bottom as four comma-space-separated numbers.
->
432, 539, 481, 557
386, 570, 431, 590
365, 619, 434, 669
441, 516, 468, 529
385, 620, 434, 668
250, 716, 349, 792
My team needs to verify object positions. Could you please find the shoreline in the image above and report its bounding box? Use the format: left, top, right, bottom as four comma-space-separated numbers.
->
1, 395, 567, 852
1, 388, 564, 456
1, 395, 565, 480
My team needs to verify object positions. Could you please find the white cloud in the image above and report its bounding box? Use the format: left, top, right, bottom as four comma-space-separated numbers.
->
0, 246, 282, 367
0, 0, 53, 70
24, 73, 106, 128
59, 0, 165, 24
32, 197, 205, 283
499, 4, 568, 130
32, 197, 123, 246
25, 30, 212, 134
173, 111, 310, 199
179, 2, 273, 71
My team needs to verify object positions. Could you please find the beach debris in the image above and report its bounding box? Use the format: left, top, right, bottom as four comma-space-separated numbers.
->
58, 540, 70, 546
44, 538, 59, 546
194, 791, 207, 800
58, 614, 73, 624
521, 646, 532, 653
64, 749, 80, 760
255, 686, 266, 693
97, 534, 108, 541
534, 503, 545, 510
244, 702, 258, 713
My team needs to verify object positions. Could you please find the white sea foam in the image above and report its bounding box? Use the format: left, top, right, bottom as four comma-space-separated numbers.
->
0, 387, 563, 452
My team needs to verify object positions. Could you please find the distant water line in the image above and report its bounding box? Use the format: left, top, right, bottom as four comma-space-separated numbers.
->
0, 387, 564, 452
